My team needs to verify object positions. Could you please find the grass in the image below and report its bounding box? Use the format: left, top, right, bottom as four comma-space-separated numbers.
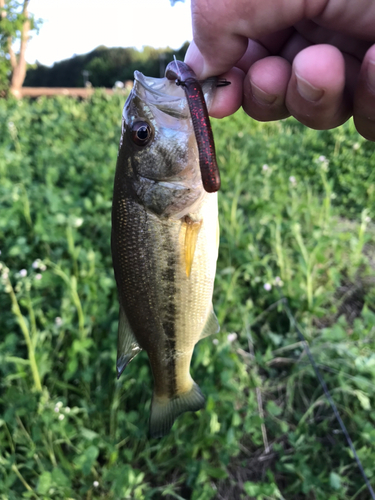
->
0, 92, 374, 499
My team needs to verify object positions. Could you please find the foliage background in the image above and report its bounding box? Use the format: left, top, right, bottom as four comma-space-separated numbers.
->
0, 93, 375, 499
24, 44, 189, 88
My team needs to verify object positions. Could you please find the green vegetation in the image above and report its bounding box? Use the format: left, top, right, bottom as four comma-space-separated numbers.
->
24, 44, 189, 88
0, 93, 374, 499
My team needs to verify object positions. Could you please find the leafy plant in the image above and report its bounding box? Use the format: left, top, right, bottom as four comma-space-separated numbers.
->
0, 95, 374, 499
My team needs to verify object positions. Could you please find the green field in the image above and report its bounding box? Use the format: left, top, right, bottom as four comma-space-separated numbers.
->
0, 93, 375, 499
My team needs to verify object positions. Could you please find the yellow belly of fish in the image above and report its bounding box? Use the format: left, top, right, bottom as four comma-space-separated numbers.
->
165, 192, 219, 394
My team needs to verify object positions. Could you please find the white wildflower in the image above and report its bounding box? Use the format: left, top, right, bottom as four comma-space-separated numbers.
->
65, 407, 71, 413
353, 142, 360, 151
262, 164, 269, 172
54, 406, 60, 413
93, 481, 99, 488
264, 283, 272, 291
19, 269, 27, 278
227, 333, 237, 343
32, 260, 39, 269
56, 401, 63, 408
39, 263, 47, 271
74, 217, 84, 228
55, 317, 63, 326
365, 216, 371, 223
274, 276, 283, 286
317, 155, 329, 171
289, 176, 296, 185
212, 339, 219, 345
58, 414, 65, 421
35, 273, 42, 280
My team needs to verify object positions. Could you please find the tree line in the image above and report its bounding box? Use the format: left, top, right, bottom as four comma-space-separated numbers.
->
1, 0, 187, 96
24, 43, 189, 88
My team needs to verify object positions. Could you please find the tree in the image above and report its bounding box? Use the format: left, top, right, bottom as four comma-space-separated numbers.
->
0, 0, 37, 96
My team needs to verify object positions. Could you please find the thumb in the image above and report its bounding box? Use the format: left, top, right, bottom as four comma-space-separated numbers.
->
185, 0, 326, 78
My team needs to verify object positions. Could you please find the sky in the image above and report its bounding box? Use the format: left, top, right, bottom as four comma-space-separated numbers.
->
26, 0, 193, 67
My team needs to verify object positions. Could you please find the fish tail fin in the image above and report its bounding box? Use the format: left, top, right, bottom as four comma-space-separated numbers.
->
149, 382, 205, 439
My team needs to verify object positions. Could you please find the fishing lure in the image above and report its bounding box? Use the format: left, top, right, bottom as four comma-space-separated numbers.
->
165, 60, 229, 194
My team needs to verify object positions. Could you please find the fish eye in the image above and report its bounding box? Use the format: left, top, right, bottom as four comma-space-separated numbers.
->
131, 121, 152, 146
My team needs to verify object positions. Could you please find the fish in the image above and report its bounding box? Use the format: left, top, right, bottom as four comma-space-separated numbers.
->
111, 65, 220, 438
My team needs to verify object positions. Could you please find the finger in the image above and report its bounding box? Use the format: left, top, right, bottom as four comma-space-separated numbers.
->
243, 56, 291, 121
294, 19, 372, 60
235, 39, 270, 74
189, 0, 249, 78
279, 32, 311, 63
184, 44, 244, 118
285, 44, 351, 129
189, 0, 327, 78
184, 40, 206, 77
353, 44, 375, 141
209, 67, 245, 118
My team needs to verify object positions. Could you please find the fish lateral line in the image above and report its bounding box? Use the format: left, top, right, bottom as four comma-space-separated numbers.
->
165, 59, 223, 194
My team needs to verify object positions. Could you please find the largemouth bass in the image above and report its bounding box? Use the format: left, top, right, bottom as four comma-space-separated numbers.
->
111, 66, 220, 438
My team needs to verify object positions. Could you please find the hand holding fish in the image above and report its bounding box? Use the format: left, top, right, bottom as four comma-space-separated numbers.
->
186, 0, 375, 141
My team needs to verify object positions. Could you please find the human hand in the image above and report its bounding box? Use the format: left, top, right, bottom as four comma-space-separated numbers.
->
185, 0, 375, 141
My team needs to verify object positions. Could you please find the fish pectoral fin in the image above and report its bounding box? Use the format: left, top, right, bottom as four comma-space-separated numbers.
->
116, 305, 142, 379
200, 307, 220, 339
184, 216, 203, 277
149, 382, 205, 439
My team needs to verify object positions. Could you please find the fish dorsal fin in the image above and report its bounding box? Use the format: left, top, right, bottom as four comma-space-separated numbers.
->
117, 305, 142, 379
200, 307, 220, 339
184, 215, 203, 277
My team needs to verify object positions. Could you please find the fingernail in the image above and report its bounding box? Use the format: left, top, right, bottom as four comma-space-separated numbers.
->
184, 42, 205, 77
368, 59, 375, 93
250, 82, 277, 105
296, 74, 324, 102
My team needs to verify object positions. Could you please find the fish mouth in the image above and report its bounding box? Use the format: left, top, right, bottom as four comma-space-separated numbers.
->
134, 71, 185, 103
133, 70, 217, 115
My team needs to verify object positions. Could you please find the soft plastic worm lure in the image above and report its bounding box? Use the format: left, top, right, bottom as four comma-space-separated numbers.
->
165, 60, 228, 193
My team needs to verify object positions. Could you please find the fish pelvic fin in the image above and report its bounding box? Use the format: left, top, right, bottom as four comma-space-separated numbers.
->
116, 305, 142, 379
184, 216, 203, 277
149, 382, 205, 439
200, 306, 220, 340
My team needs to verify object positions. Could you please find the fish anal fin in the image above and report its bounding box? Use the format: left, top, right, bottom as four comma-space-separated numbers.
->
116, 305, 142, 379
200, 307, 220, 340
149, 382, 205, 438
184, 216, 203, 277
